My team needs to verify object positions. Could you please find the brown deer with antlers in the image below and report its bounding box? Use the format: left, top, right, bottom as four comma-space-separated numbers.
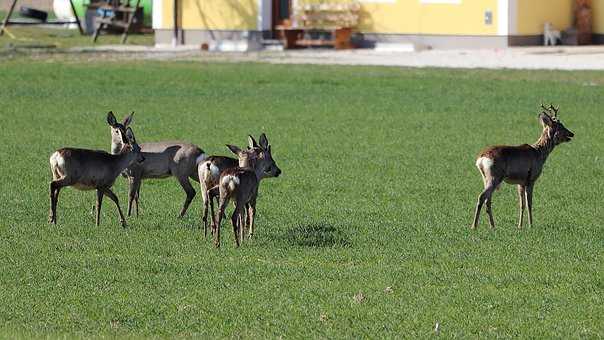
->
209, 136, 281, 248
471, 104, 574, 229
198, 134, 278, 238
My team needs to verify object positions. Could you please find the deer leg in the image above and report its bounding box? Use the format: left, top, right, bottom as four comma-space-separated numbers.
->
231, 209, 240, 248
102, 188, 127, 228
245, 203, 251, 230
49, 178, 69, 224
200, 181, 209, 236
49, 182, 56, 224
126, 178, 133, 217
485, 198, 495, 229
247, 201, 256, 239
471, 181, 498, 229
126, 176, 140, 217
525, 184, 534, 228
177, 176, 196, 218
209, 193, 217, 237
517, 185, 526, 229
214, 195, 229, 248
95, 189, 104, 226
49, 182, 58, 224
134, 185, 141, 217
237, 206, 247, 244
207, 185, 220, 237
52, 186, 62, 224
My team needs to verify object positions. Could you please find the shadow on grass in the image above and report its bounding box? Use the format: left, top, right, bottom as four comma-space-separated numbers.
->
282, 222, 350, 248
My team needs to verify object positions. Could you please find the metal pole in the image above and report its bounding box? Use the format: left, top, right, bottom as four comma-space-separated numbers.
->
172, 0, 178, 46
68, 0, 85, 35
0, 0, 19, 36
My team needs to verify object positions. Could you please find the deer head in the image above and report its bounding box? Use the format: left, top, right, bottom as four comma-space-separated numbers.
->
226, 133, 281, 179
539, 104, 574, 145
107, 111, 134, 154
122, 127, 145, 163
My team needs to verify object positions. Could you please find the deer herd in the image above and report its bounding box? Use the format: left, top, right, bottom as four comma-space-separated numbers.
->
49, 104, 573, 247
49, 111, 281, 248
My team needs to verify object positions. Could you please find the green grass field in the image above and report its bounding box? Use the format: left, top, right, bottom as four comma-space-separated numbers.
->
0, 58, 602, 338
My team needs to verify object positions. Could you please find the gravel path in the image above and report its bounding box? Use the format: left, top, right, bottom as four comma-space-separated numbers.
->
6, 45, 604, 70
254, 47, 604, 70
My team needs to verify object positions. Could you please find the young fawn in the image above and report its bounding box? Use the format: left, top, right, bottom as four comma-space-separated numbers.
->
108, 112, 207, 218
49, 122, 144, 227
472, 105, 574, 229
198, 134, 273, 237
210, 136, 281, 248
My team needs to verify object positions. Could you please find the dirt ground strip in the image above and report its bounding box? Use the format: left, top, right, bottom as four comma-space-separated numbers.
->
1, 45, 604, 70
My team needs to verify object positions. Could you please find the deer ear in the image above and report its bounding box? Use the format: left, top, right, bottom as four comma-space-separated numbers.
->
259, 133, 269, 149
123, 112, 134, 126
539, 112, 554, 127
107, 111, 118, 127
226, 144, 242, 156
125, 127, 136, 144
248, 135, 259, 149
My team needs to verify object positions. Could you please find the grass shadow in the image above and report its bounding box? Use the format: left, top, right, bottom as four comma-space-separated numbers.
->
282, 222, 350, 248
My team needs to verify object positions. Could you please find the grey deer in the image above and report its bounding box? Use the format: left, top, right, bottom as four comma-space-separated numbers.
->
210, 137, 281, 248
49, 122, 144, 227
472, 104, 574, 229
198, 134, 277, 238
108, 112, 207, 218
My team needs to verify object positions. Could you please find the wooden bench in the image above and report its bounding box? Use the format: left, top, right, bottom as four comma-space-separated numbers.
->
277, 3, 360, 50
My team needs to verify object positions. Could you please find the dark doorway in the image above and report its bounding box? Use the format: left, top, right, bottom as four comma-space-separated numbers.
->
272, 0, 291, 30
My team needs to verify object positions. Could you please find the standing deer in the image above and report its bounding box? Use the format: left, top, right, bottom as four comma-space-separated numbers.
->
107, 112, 207, 218
211, 136, 281, 248
471, 104, 574, 229
198, 134, 275, 237
49, 123, 144, 227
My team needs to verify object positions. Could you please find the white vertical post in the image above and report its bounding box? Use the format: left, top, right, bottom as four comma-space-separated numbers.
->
258, 0, 272, 31
152, 0, 163, 29
497, 0, 509, 36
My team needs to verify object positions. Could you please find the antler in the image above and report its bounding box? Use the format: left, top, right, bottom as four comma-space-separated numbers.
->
540, 103, 560, 119
549, 104, 559, 119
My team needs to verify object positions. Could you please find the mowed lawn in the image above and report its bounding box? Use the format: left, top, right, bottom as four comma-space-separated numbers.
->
0, 59, 602, 338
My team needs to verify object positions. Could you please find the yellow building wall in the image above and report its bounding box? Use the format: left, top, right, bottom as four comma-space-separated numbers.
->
161, 0, 258, 30
159, 0, 499, 35
594, 0, 604, 34
298, 0, 500, 35
515, 0, 572, 35
158, 0, 604, 36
